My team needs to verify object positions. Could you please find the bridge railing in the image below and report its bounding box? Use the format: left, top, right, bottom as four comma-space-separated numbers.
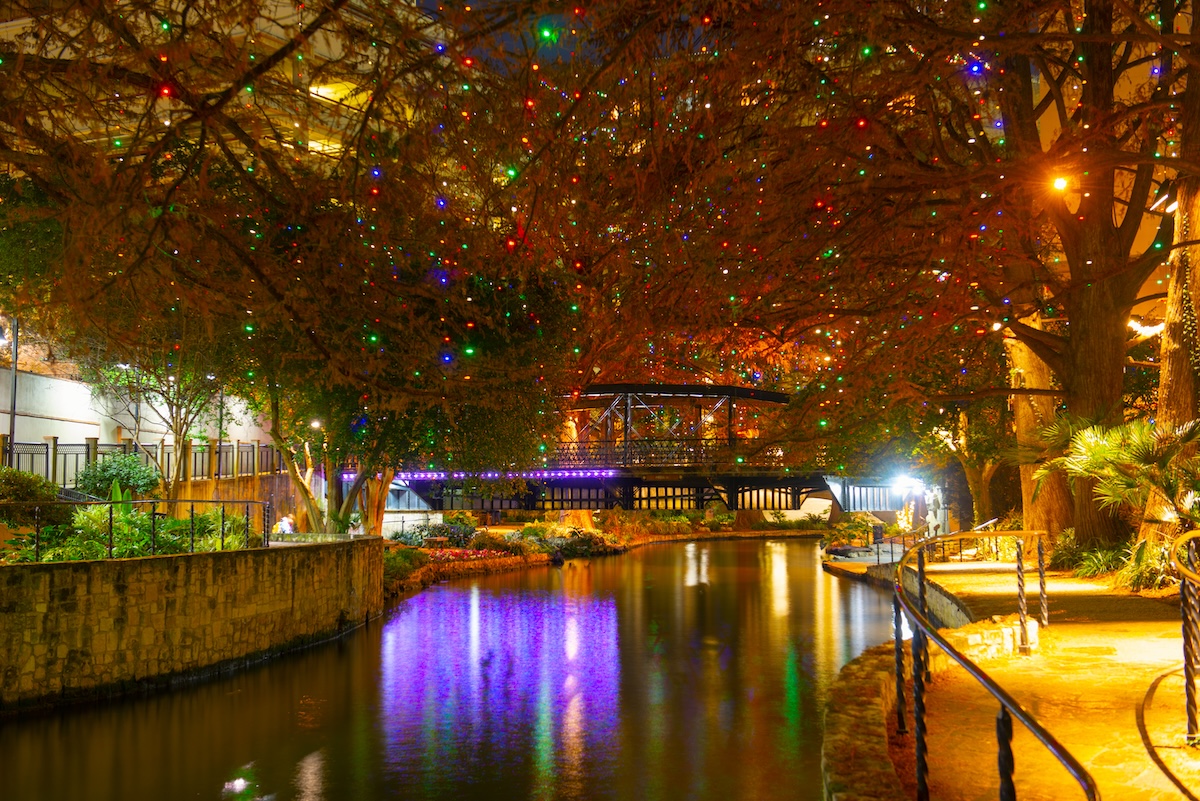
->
552, 438, 782, 469
892, 524, 1099, 801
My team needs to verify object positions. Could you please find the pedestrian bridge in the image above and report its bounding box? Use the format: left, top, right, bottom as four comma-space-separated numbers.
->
392, 383, 911, 515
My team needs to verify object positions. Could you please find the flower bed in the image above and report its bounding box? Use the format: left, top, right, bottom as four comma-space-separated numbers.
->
426, 548, 513, 562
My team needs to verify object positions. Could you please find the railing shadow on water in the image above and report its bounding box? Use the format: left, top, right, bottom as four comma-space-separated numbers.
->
0, 499, 276, 563
892, 520, 1101, 801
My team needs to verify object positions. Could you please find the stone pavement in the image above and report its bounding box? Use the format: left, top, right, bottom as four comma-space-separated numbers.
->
826, 550, 1199, 801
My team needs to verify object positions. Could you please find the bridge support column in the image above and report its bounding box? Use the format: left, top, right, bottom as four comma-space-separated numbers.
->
726, 481, 740, 511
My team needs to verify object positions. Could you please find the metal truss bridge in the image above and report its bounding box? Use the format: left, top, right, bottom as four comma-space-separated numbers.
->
393, 384, 904, 515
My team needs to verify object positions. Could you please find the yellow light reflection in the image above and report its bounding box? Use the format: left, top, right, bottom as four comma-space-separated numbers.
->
768, 541, 790, 617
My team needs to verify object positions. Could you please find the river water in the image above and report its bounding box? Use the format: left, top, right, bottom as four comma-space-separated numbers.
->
1, 538, 894, 801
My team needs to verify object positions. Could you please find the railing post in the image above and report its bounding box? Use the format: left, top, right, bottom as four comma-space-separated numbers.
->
912, 605, 929, 801
245, 503, 251, 547
189, 504, 196, 553
1183, 541, 1199, 744
1017, 536, 1030, 655
107, 503, 114, 558
33, 506, 40, 562
894, 593, 908, 735
150, 502, 157, 556
45, 435, 58, 485
181, 440, 192, 483
85, 436, 99, 466
918, 549, 931, 683
1038, 536, 1049, 628
264, 501, 272, 547
997, 705, 1017, 801
220, 504, 226, 549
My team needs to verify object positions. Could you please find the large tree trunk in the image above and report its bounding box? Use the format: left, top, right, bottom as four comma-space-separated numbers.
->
959, 459, 998, 525
362, 468, 396, 537
1006, 323, 1073, 536
1062, 275, 1130, 546
1141, 160, 1200, 541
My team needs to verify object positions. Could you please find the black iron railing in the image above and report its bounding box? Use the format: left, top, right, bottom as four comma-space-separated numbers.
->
552, 438, 783, 469
1169, 532, 1200, 745
892, 525, 1099, 801
3, 439, 289, 489
0, 499, 275, 562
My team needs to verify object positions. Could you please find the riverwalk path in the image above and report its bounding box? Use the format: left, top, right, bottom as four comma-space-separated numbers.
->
824, 555, 1199, 801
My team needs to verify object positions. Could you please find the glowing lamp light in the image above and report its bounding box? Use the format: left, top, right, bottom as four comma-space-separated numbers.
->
1128, 319, 1165, 337
892, 475, 925, 496
1052, 176, 1068, 191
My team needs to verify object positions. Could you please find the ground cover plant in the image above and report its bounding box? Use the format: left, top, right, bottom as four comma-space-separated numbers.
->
5, 485, 254, 562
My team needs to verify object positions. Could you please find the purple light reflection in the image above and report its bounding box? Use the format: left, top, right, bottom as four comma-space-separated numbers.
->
378, 584, 619, 794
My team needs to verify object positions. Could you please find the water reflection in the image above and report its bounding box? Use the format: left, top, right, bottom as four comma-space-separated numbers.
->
0, 539, 893, 801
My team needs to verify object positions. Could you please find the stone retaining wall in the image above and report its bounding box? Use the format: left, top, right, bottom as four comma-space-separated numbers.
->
0, 538, 382, 711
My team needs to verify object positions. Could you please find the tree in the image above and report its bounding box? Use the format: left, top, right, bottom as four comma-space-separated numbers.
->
0, 0, 582, 490
519, 0, 1187, 546
72, 299, 236, 499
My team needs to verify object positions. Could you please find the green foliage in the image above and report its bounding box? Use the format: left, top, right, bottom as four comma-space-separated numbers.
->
828, 512, 874, 545
469, 530, 536, 556
1047, 529, 1084, 570
388, 521, 476, 548
16, 503, 254, 562
753, 512, 830, 531
1038, 418, 1200, 531
1073, 547, 1124, 578
994, 509, 1023, 531
0, 467, 71, 527
75, 454, 161, 498
1114, 539, 1175, 591
383, 547, 430, 586
443, 510, 477, 528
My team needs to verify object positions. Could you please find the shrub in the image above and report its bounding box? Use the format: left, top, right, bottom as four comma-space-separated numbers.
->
594, 508, 650, 536
469, 531, 535, 555
192, 507, 255, 550
646, 515, 693, 536
444, 510, 477, 528
75, 454, 161, 498
393, 522, 476, 548
1114, 539, 1175, 591
383, 547, 430, 586
1047, 529, 1084, 570
829, 512, 873, 545
0, 466, 71, 527
1073, 547, 1124, 578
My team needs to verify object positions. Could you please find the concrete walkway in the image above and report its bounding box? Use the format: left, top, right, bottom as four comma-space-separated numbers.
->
826, 552, 1199, 800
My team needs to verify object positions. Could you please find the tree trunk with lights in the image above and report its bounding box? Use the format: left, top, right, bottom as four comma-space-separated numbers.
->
1006, 323, 1073, 538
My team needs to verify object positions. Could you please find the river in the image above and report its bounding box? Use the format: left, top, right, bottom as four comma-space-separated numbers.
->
0, 538, 894, 800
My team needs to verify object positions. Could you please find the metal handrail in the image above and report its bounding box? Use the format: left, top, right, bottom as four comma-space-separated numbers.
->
893, 526, 1100, 801
1169, 530, 1200, 744
0, 498, 276, 561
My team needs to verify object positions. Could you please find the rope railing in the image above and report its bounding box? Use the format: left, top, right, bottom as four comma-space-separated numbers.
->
892, 523, 1100, 801
1169, 531, 1200, 745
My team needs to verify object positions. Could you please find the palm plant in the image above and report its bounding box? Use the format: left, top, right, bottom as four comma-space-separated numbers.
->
1037, 419, 1200, 541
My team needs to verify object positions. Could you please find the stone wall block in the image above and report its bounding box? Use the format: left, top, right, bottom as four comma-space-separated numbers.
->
0, 539, 382, 709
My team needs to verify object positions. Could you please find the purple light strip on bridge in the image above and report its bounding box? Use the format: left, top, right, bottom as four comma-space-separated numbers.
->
388, 469, 619, 481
